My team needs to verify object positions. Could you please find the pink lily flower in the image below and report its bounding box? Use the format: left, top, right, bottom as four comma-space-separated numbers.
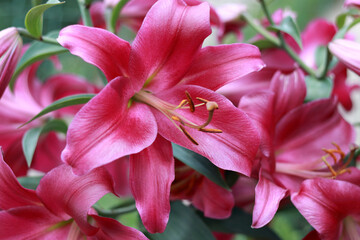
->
58, 0, 264, 233
219, 19, 360, 110
170, 160, 234, 219
238, 69, 355, 228
292, 175, 360, 240
0, 27, 23, 98
0, 58, 99, 176
0, 150, 148, 239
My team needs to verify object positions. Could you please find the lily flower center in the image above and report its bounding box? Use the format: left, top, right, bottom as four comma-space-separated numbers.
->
276, 143, 357, 179
133, 90, 222, 145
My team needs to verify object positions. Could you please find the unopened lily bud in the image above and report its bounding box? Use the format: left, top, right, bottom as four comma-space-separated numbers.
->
0, 27, 23, 98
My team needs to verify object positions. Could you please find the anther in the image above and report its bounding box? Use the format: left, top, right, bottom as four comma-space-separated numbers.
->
176, 99, 188, 109
185, 91, 195, 112
179, 125, 199, 145
199, 128, 222, 133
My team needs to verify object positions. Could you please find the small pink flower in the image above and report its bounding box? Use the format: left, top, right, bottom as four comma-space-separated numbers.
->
344, 0, 360, 8
0, 27, 22, 98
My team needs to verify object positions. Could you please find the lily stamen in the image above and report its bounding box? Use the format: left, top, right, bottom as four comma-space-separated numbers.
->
320, 143, 356, 178
185, 91, 195, 112
179, 125, 199, 145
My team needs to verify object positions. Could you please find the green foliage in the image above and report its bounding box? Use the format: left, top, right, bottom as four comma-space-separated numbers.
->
10, 31, 67, 90
305, 75, 333, 102
268, 16, 302, 49
172, 143, 229, 189
148, 201, 216, 240
25, 0, 64, 38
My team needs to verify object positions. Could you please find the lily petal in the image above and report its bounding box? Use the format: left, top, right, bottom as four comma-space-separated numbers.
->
0, 149, 40, 209
252, 173, 287, 228
61, 77, 158, 175
36, 164, 114, 236
129, 0, 211, 91
180, 43, 265, 91
58, 25, 131, 81
91, 214, 148, 239
275, 98, 355, 164
192, 177, 234, 219
0, 206, 70, 240
291, 178, 360, 240
270, 69, 306, 122
154, 85, 260, 176
129, 135, 174, 233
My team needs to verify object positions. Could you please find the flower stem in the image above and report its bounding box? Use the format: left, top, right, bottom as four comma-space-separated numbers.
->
242, 13, 280, 46
77, 0, 93, 27
17, 28, 60, 45
108, 0, 130, 34
256, 0, 318, 78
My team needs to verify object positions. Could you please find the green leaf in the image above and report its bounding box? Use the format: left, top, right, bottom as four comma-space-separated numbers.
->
24, 0, 64, 38
42, 118, 68, 134
201, 207, 281, 240
10, 31, 67, 90
110, 0, 130, 33
172, 143, 229, 189
18, 176, 42, 190
21, 93, 95, 127
21, 118, 68, 167
336, 13, 348, 29
251, 39, 277, 50
22, 127, 43, 167
268, 16, 302, 49
148, 201, 215, 240
305, 75, 333, 102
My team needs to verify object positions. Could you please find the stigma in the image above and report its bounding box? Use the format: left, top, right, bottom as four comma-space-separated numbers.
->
133, 90, 222, 145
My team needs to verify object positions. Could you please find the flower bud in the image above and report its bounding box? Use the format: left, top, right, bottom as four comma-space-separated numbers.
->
0, 27, 23, 98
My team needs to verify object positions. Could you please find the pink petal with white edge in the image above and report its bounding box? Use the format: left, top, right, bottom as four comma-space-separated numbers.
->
0, 206, 71, 240
329, 39, 360, 76
91, 215, 149, 239
129, 0, 211, 92
291, 178, 360, 240
252, 173, 287, 228
61, 77, 158, 175
154, 85, 260, 176
129, 135, 174, 233
0, 149, 40, 209
36, 164, 114, 236
58, 25, 131, 82
180, 43, 265, 91
192, 177, 234, 219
